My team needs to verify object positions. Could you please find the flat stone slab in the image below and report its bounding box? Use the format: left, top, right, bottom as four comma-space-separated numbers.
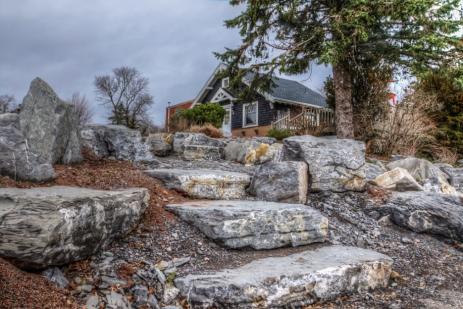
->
0, 186, 148, 269
145, 169, 251, 200
175, 245, 392, 308
367, 191, 463, 241
166, 200, 328, 249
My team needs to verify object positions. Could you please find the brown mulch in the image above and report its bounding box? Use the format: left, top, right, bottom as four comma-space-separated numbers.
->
0, 258, 78, 309
0, 156, 186, 309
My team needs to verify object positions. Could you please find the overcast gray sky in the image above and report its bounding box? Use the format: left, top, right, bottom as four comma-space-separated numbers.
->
0, 0, 331, 125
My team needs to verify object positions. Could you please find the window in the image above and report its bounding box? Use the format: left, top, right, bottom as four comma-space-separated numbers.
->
243, 102, 258, 127
222, 77, 230, 88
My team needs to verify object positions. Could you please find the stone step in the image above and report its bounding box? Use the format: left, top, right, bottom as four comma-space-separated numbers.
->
0, 186, 149, 269
183, 145, 223, 161
145, 169, 250, 200
166, 200, 328, 249
175, 245, 392, 308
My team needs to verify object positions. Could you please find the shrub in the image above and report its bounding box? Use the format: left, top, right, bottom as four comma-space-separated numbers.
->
369, 87, 438, 157
267, 128, 292, 140
189, 123, 224, 138
179, 103, 225, 128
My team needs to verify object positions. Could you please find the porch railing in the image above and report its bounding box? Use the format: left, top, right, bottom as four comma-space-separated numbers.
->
271, 106, 335, 135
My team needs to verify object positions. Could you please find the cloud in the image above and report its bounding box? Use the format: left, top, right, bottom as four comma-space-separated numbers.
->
0, 0, 330, 125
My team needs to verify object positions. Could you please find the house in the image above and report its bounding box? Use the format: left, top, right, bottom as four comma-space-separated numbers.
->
191, 64, 334, 137
165, 100, 193, 132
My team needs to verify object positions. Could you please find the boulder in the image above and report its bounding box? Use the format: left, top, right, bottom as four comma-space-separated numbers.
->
367, 191, 463, 241
422, 176, 460, 196
282, 135, 366, 192
0, 186, 148, 269
145, 133, 173, 157
372, 168, 423, 191
365, 161, 387, 181
172, 132, 224, 156
145, 169, 250, 199
248, 161, 308, 203
182, 145, 223, 161
166, 200, 328, 249
19, 78, 82, 165
386, 157, 446, 183
224, 138, 281, 165
0, 113, 55, 181
440, 167, 463, 192
81, 125, 156, 163
175, 246, 392, 308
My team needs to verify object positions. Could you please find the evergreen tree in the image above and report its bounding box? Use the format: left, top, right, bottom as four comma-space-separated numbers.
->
217, 0, 462, 138
420, 66, 463, 156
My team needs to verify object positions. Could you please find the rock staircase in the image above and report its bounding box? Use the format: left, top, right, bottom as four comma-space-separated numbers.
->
145, 138, 394, 309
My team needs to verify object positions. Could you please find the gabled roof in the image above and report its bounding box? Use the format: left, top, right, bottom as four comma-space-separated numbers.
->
193, 64, 328, 109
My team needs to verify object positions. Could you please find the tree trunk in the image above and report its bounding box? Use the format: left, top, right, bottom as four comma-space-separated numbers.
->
333, 64, 355, 139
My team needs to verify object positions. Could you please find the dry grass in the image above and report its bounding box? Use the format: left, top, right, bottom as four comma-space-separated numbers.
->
188, 123, 224, 138
369, 88, 439, 157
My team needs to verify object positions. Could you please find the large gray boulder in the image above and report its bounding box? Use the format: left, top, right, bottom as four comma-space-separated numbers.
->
175, 246, 392, 309
248, 161, 308, 203
0, 186, 149, 269
145, 169, 250, 200
173, 132, 224, 155
145, 133, 173, 157
166, 200, 328, 249
282, 135, 366, 192
367, 191, 463, 241
19, 78, 82, 165
0, 113, 55, 181
365, 160, 387, 180
81, 125, 156, 163
224, 137, 281, 165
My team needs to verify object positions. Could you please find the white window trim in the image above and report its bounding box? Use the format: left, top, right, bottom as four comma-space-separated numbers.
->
222, 77, 230, 88
242, 101, 259, 128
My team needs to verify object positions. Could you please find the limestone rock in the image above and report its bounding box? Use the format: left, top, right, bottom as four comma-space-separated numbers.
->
365, 161, 387, 181
282, 135, 366, 192
368, 191, 463, 241
182, 145, 223, 161
19, 78, 82, 165
224, 138, 280, 165
248, 161, 308, 203
0, 113, 55, 181
0, 186, 148, 269
386, 157, 446, 183
166, 200, 328, 249
372, 168, 424, 191
172, 132, 224, 156
145, 169, 250, 200
175, 246, 392, 308
145, 133, 173, 157
81, 125, 156, 163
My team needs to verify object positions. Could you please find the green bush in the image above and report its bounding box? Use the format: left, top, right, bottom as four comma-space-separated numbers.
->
180, 103, 226, 128
267, 128, 292, 140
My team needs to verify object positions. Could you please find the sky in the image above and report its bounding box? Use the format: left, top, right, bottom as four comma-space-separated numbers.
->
0, 0, 331, 126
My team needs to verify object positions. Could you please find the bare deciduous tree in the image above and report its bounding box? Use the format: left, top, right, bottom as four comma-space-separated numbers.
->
94, 67, 154, 129
70, 92, 93, 126
0, 95, 16, 113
